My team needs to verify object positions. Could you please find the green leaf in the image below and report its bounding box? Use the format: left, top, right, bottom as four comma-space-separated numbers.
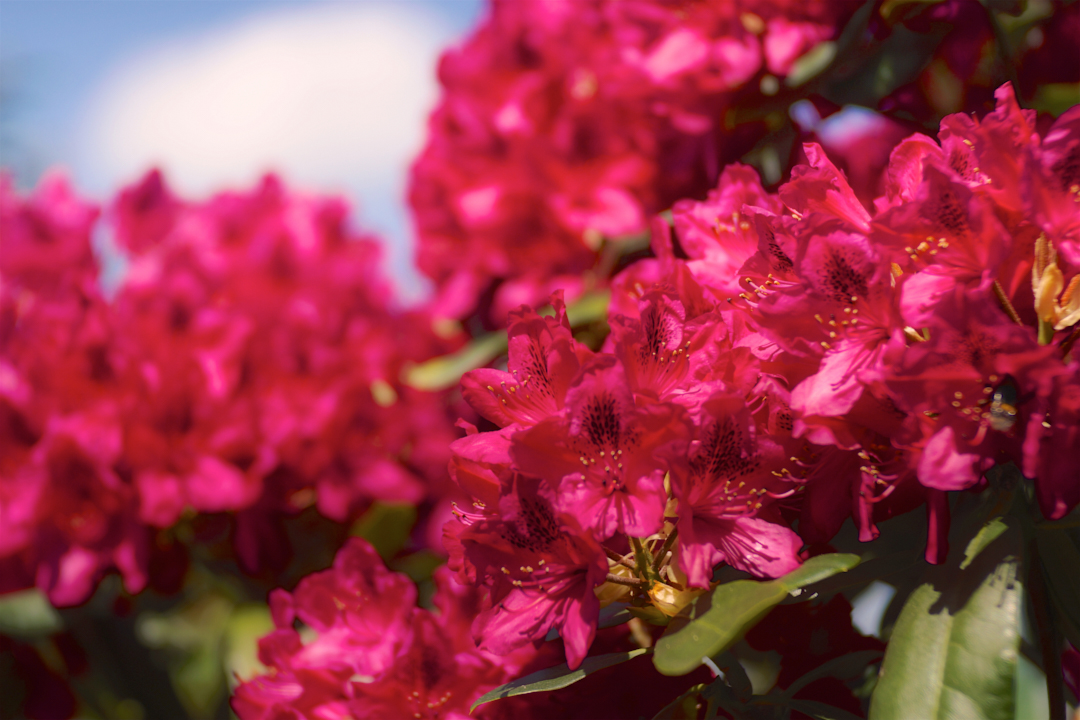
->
390, 549, 445, 583
779, 553, 861, 590
879, 0, 948, 22
782, 650, 883, 699
1028, 84, 1080, 117
1034, 528, 1080, 649
403, 331, 508, 391
470, 648, 650, 711
869, 523, 1022, 720
598, 602, 634, 629
653, 580, 786, 677
705, 651, 753, 703
787, 698, 869, 720
653, 554, 859, 676
0, 589, 62, 638
979, 0, 1027, 15
402, 290, 611, 391
962, 517, 1009, 570
139, 593, 234, 718
562, 289, 612, 327
223, 604, 275, 687
651, 684, 708, 720
349, 502, 417, 560
785, 42, 838, 87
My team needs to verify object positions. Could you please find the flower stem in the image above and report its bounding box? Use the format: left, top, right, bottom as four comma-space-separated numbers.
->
630, 536, 658, 583
605, 573, 647, 588
651, 527, 679, 574
603, 546, 637, 571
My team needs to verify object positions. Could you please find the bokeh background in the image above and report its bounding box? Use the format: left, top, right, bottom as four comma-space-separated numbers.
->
1, 0, 483, 299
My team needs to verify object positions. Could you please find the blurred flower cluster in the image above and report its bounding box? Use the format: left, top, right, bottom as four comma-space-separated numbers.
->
2, 0, 1078, 719
409, 0, 868, 321
1, 171, 460, 608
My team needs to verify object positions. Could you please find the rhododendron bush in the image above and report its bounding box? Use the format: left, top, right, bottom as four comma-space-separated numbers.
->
1, 1, 1078, 719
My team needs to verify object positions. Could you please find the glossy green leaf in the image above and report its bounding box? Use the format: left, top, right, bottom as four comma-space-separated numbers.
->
869, 524, 1022, 720
1028, 83, 1080, 117
139, 593, 234, 718
653, 554, 859, 676
779, 553, 861, 590
879, 0, 947, 22
653, 579, 786, 677
389, 549, 445, 583
562, 289, 611, 327
470, 648, 650, 711
710, 651, 753, 702
598, 602, 634, 629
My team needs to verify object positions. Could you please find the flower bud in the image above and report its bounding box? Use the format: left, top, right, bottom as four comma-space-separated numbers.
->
648, 581, 704, 617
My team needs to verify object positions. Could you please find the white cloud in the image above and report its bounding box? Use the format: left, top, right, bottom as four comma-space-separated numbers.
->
80, 2, 465, 299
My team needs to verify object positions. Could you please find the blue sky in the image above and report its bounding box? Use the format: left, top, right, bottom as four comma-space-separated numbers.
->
1, 0, 484, 299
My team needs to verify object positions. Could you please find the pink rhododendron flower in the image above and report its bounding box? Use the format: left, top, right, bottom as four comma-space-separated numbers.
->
233, 539, 528, 720
666, 391, 802, 586
511, 356, 689, 539
445, 474, 607, 670
462, 291, 589, 428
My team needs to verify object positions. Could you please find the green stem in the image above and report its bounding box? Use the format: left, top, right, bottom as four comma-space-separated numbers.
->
630, 537, 657, 583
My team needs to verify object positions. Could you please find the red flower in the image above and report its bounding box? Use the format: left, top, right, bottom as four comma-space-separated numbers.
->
667, 391, 803, 585
445, 474, 607, 669
462, 292, 588, 428
511, 356, 690, 539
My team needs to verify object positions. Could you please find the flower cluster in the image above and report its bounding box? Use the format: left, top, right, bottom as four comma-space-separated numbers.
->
443, 287, 815, 668
0, 171, 461, 605
232, 538, 521, 720
409, 0, 866, 320
232, 537, 716, 720
442, 83, 1080, 669
4, 0, 1078, 713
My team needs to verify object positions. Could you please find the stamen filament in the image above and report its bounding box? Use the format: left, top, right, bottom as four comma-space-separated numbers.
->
992, 280, 1023, 327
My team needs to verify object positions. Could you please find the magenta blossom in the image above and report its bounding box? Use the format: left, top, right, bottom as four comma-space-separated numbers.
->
445, 474, 607, 670
462, 291, 590, 428
511, 356, 690, 539
667, 391, 803, 587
